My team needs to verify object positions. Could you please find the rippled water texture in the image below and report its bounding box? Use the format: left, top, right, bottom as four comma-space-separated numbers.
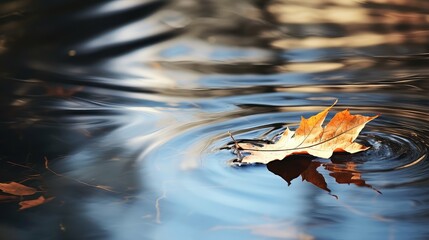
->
1, 0, 429, 239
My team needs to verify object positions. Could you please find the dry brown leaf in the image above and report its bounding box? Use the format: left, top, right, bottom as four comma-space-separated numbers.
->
237, 101, 378, 164
19, 196, 54, 210
0, 182, 37, 196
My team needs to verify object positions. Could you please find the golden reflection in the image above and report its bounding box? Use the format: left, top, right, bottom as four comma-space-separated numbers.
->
268, 0, 428, 25
273, 33, 396, 49
212, 222, 314, 240
274, 84, 391, 94
278, 62, 343, 73
268, 5, 370, 24
268, 0, 429, 49
273, 32, 429, 49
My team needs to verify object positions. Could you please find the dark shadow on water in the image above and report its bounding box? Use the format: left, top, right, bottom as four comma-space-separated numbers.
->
267, 154, 381, 197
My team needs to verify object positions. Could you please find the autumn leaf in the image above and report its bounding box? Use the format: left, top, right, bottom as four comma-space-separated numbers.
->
19, 196, 54, 210
0, 182, 37, 196
236, 101, 378, 164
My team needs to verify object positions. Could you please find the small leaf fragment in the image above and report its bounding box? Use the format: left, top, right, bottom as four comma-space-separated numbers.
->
0, 182, 37, 196
19, 196, 54, 210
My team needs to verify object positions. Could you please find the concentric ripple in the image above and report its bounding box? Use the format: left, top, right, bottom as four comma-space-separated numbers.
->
356, 124, 429, 188
140, 111, 316, 239
135, 105, 428, 238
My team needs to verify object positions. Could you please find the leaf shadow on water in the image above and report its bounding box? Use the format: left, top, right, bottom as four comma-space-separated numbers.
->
266, 154, 382, 198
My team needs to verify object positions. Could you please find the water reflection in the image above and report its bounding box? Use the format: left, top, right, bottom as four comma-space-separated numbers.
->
267, 154, 381, 196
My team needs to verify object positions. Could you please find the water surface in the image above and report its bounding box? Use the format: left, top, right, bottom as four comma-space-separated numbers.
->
0, 0, 429, 239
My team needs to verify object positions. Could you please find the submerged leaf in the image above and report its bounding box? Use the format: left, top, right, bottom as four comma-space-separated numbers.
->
19, 196, 54, 210
0, 182, 37, 196
237, 101, 378, 164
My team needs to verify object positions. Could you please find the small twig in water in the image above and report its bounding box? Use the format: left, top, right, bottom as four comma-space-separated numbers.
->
155, 189, 166, 224
44, 157, 117, 193
7, 161, 38, 172
228, 131, 243, 161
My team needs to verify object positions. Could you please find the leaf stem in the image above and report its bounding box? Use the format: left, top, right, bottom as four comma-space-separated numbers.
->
44, 157, 118, 193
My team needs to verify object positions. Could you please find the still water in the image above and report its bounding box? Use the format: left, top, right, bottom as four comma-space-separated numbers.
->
1, 0, 429, 239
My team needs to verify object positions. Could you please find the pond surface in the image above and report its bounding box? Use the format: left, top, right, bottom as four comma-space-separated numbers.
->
1, 0, 429, 239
